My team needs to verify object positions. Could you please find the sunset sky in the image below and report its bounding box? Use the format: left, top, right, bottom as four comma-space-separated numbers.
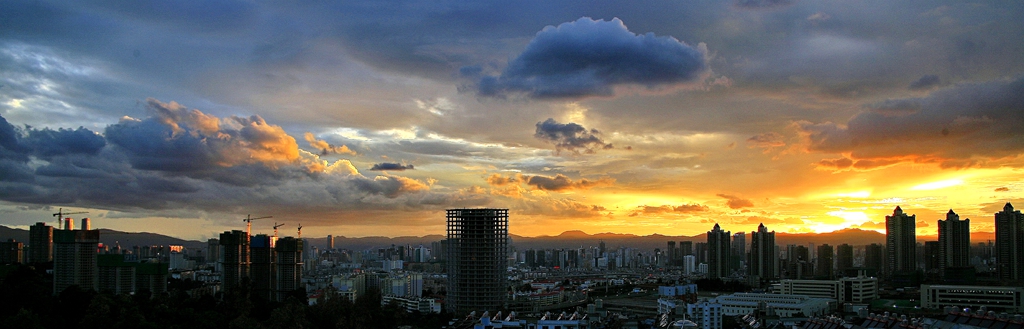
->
1, 1, 1023, 241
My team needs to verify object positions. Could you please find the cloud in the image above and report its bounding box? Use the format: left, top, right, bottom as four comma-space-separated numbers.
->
486, 173, 520, 186
304, 133, 356, 155
517, 198, 607, 218
369, 162, 415, 171
740, 215, 801, 225
628, 203, 710, 216
735, 0, 793, 9
477, 17, 708, 99
909, 75, 941, 90
747, 132, 786, 151
0, 100, 488, 225
534, 118, 612, 154
995, 187, 1009, 192
816, 157, 901, 172
717, 193, 754, 209
523, 174, 614, 192
796, 77, 1024, 168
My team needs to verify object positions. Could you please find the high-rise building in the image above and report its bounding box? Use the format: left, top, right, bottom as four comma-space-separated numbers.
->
707, 223, 731, 279
0, 239, 24, 264
864, 243, 884, 274
53, 227, 100, 294
251, 234, 278, 301
29, 222, 53, 264
275, 237, 304, 301
695, 242, 708, 265
445, 208, 509, 315
836, 244, 853, 275
206, 238, 220, 269
995, 203, 1024, 282
938, 210, 971, 279
667, 241, 677, 267
680, 241, 693, 258
219, 230, 250, 289
327, 235, 334, 250
924, 241, 941, 274
732, 232, 746, 273
886, 206, 917, 278
749, 223, 776, 280
816, 244, 834, 279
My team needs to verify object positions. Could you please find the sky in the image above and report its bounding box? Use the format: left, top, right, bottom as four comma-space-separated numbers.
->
1, 1, 1023, 240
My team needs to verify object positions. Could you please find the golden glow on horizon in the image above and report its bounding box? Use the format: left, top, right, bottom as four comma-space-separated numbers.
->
911, 178, 964, 191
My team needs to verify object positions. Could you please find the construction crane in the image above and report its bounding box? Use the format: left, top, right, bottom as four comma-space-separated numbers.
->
242, 214, 272, 237
297, 224, 303, 238
273, 222, 285, 238
52, 208, 87, 228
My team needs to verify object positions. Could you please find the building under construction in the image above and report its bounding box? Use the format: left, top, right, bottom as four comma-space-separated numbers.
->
445, 208, 509, 316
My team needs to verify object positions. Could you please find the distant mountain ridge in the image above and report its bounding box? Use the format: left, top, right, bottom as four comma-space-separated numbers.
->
0, 225, 998, 253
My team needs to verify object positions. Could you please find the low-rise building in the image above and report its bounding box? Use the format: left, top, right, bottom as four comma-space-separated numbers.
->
381, 295, 442, 314
773, 276, 877, 303
921, 285, 1024, 313
716, 293, 832, 317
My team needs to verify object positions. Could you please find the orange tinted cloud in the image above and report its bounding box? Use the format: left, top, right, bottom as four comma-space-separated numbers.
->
523, 174, 614, 191
304, 132, 356, 155
717, 194, 754, 209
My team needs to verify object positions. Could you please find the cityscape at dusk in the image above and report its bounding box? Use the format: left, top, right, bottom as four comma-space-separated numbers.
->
2, 1, 1023, 241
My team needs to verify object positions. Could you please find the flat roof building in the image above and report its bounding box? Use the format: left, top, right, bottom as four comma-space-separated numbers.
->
921, 285, 1024, 313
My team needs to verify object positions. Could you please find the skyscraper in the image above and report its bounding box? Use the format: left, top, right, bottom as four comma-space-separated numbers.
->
275, 237, 304, 301
996, 203, 1024, 282
680, 241, 693, 258
251, 234, 277, 301
219, 230, 250, 289
53, 226, 100, 294
937, 209, 970, 279
749, 223, 776, 280
668, 241, 677, 267
445, 208, 508, 315
864, 243, 884, 274
29, 222, 53, 264
836, 244, 853, 275
732, 232, 746, 273
707, 223, 731, 279
327, 234, 334, 250
816, 244, 834, 279
886, 206, 916, 278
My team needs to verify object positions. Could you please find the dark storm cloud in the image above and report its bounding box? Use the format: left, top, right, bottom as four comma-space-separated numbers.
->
22, 127, 106, 158
798, 77, 1024, 168
535, 118, 612, 154
909, 75, 941, 90
370, 163, 415, 171
477, 17, 708, 99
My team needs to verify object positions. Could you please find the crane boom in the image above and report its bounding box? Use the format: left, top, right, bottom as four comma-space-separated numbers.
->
242, 214, 272, 237
273, 222, 285, 237
52, 208, 88, 228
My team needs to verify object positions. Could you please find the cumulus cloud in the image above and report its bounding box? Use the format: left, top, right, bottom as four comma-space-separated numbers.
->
909, 75, 941, 90
477, 17, 708, 99
797, 77, 1024, 168
370, 162, 415, 171
0, 100, 487, 225
304, 133, 356, 155
717, 193, 754, 209
535, 118, 612, 154
523, 174, 614, 191
486, 173, 520, 186
995, 187, 1010, 192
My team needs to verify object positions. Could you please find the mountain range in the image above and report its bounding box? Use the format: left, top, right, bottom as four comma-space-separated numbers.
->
0, 225, 998, 252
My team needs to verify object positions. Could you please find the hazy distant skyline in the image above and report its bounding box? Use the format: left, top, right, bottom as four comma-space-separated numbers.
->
2, 1, 1023, 240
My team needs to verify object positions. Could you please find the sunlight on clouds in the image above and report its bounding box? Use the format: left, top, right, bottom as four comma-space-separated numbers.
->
5, 99, 23, 108
911, 178, 964, 190
835, 191, 871, 198
825, 210, 869, 227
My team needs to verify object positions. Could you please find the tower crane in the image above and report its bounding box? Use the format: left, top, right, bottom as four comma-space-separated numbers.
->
297, 224, 303, 238
242, 214, 272, 237
273, 222, 285, 238
53, 208, 88, 228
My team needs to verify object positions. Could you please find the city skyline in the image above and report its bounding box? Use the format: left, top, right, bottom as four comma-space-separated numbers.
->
1, 1, 1023, 240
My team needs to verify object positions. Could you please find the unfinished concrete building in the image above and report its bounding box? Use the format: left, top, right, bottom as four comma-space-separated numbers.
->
445, 208, 509, 316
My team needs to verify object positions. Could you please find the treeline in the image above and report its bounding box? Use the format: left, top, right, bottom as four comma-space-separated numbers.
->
0, 265, 450, 329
